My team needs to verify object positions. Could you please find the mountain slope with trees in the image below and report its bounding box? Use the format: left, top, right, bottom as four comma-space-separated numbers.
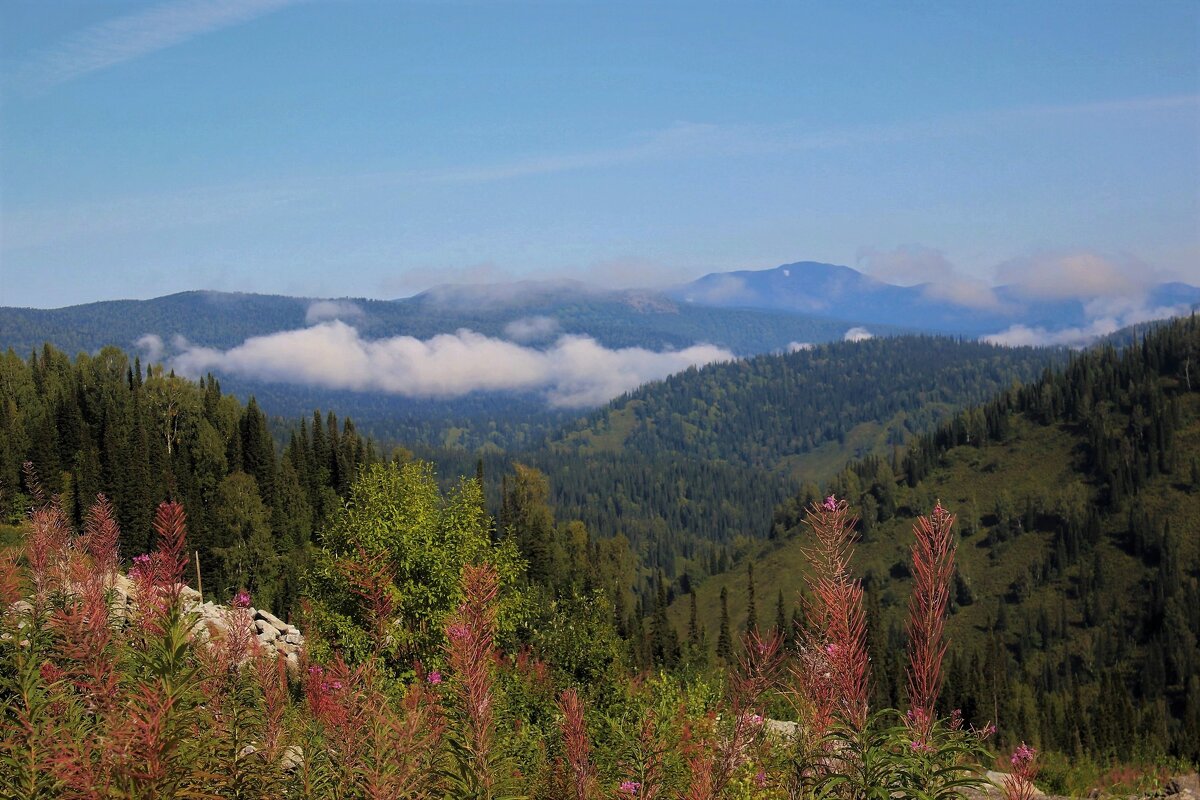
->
671, 315, 1200, 761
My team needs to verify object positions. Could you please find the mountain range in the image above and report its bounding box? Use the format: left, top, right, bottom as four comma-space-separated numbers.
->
5, 261, 1196, 357
669, 261, 1200, 336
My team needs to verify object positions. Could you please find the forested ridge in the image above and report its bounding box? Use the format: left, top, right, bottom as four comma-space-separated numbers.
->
555, 336, 1058, 469
0, 335, 1060, 619
677, 315, 1200, 762
0, 345, 384, 615
0, 286, 891, 358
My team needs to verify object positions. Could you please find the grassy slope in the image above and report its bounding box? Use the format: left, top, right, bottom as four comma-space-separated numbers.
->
671, 398, 1200, 658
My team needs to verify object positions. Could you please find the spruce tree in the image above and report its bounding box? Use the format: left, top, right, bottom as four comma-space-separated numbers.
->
688, 590, 700, 647
745, 561, 757, 633
775, 589, 786, 639
717, 586, 732, 662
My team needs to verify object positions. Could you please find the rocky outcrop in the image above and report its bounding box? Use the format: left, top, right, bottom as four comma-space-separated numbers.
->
107, 574, 307, 673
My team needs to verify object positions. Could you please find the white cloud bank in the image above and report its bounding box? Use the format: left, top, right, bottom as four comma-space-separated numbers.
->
503, 316, 560, 343
844, 327, 873, 342
983, 250, 1190, 347
983, 303, 1191, 348
305, 300, 364, 324
169, 321, 734, 408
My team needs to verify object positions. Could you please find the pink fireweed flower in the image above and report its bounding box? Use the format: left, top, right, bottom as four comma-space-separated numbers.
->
619, 781, 640, 795
974, 721, 997, 739
823, 494, 838, 512
1011, 743, 1036, 767
427, 670, 443, 684
232, 590, 251, 609
129, 553, 152, 580
755, 771, 768, 788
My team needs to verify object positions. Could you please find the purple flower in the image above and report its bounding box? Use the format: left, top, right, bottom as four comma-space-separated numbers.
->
232, 590, 251, 609
823, 495, 838, 512
129, 553, 152, 580
1010, 742, 1036, 767
754, 770, 768, 787
427, 670, 443, 685
619, 781, 640, 795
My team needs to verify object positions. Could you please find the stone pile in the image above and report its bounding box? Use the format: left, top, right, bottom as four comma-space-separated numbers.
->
106, 574, 307, 674
185, 599, 306, 674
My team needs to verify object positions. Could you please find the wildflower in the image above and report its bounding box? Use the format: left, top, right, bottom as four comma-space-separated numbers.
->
909, 739, 935, 753
950, 708, 963, 730
232, 590, 251, 609
823, 494, 838, 512
129, 553, 152, 580
754, 770, 768, 788
427, 670, 443, 684
1010, 742, 1036, 768
619, 780, 640, 795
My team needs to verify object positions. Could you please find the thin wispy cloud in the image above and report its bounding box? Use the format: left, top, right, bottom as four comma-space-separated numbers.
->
14, 0, 299, 92
418, 93, 1200, 185
5, 92, 1194, 259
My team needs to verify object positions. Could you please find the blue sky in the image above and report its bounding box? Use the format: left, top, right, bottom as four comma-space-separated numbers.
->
1, 0, 1197, 308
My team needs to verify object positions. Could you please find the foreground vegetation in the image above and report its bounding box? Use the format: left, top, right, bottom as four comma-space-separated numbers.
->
2, 459, 1038, 798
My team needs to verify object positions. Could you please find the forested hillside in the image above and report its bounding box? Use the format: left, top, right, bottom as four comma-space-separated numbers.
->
673, 316, 1200, 761
0, 345, 384, 615
1, 335, 1059, 621
522, 337, 1059, 587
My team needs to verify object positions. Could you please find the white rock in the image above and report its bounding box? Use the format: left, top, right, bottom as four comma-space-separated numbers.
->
255, 620, 280, 641
256, 609, 289, 633
280, 745, 303, 770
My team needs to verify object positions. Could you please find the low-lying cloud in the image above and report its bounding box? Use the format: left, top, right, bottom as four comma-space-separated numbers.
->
504, 316, 560, 343
994, 251, 1152, 301
135, 333, 165, 363
844, 327, 873, 342
857, 244, 1003, 310
168, 321, 734, 408
305, 300, 364, 324
983, 303, 1190, 348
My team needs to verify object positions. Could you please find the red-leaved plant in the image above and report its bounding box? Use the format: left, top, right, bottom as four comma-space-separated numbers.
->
905, 501, 957, 744
796, 495, 870, 732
